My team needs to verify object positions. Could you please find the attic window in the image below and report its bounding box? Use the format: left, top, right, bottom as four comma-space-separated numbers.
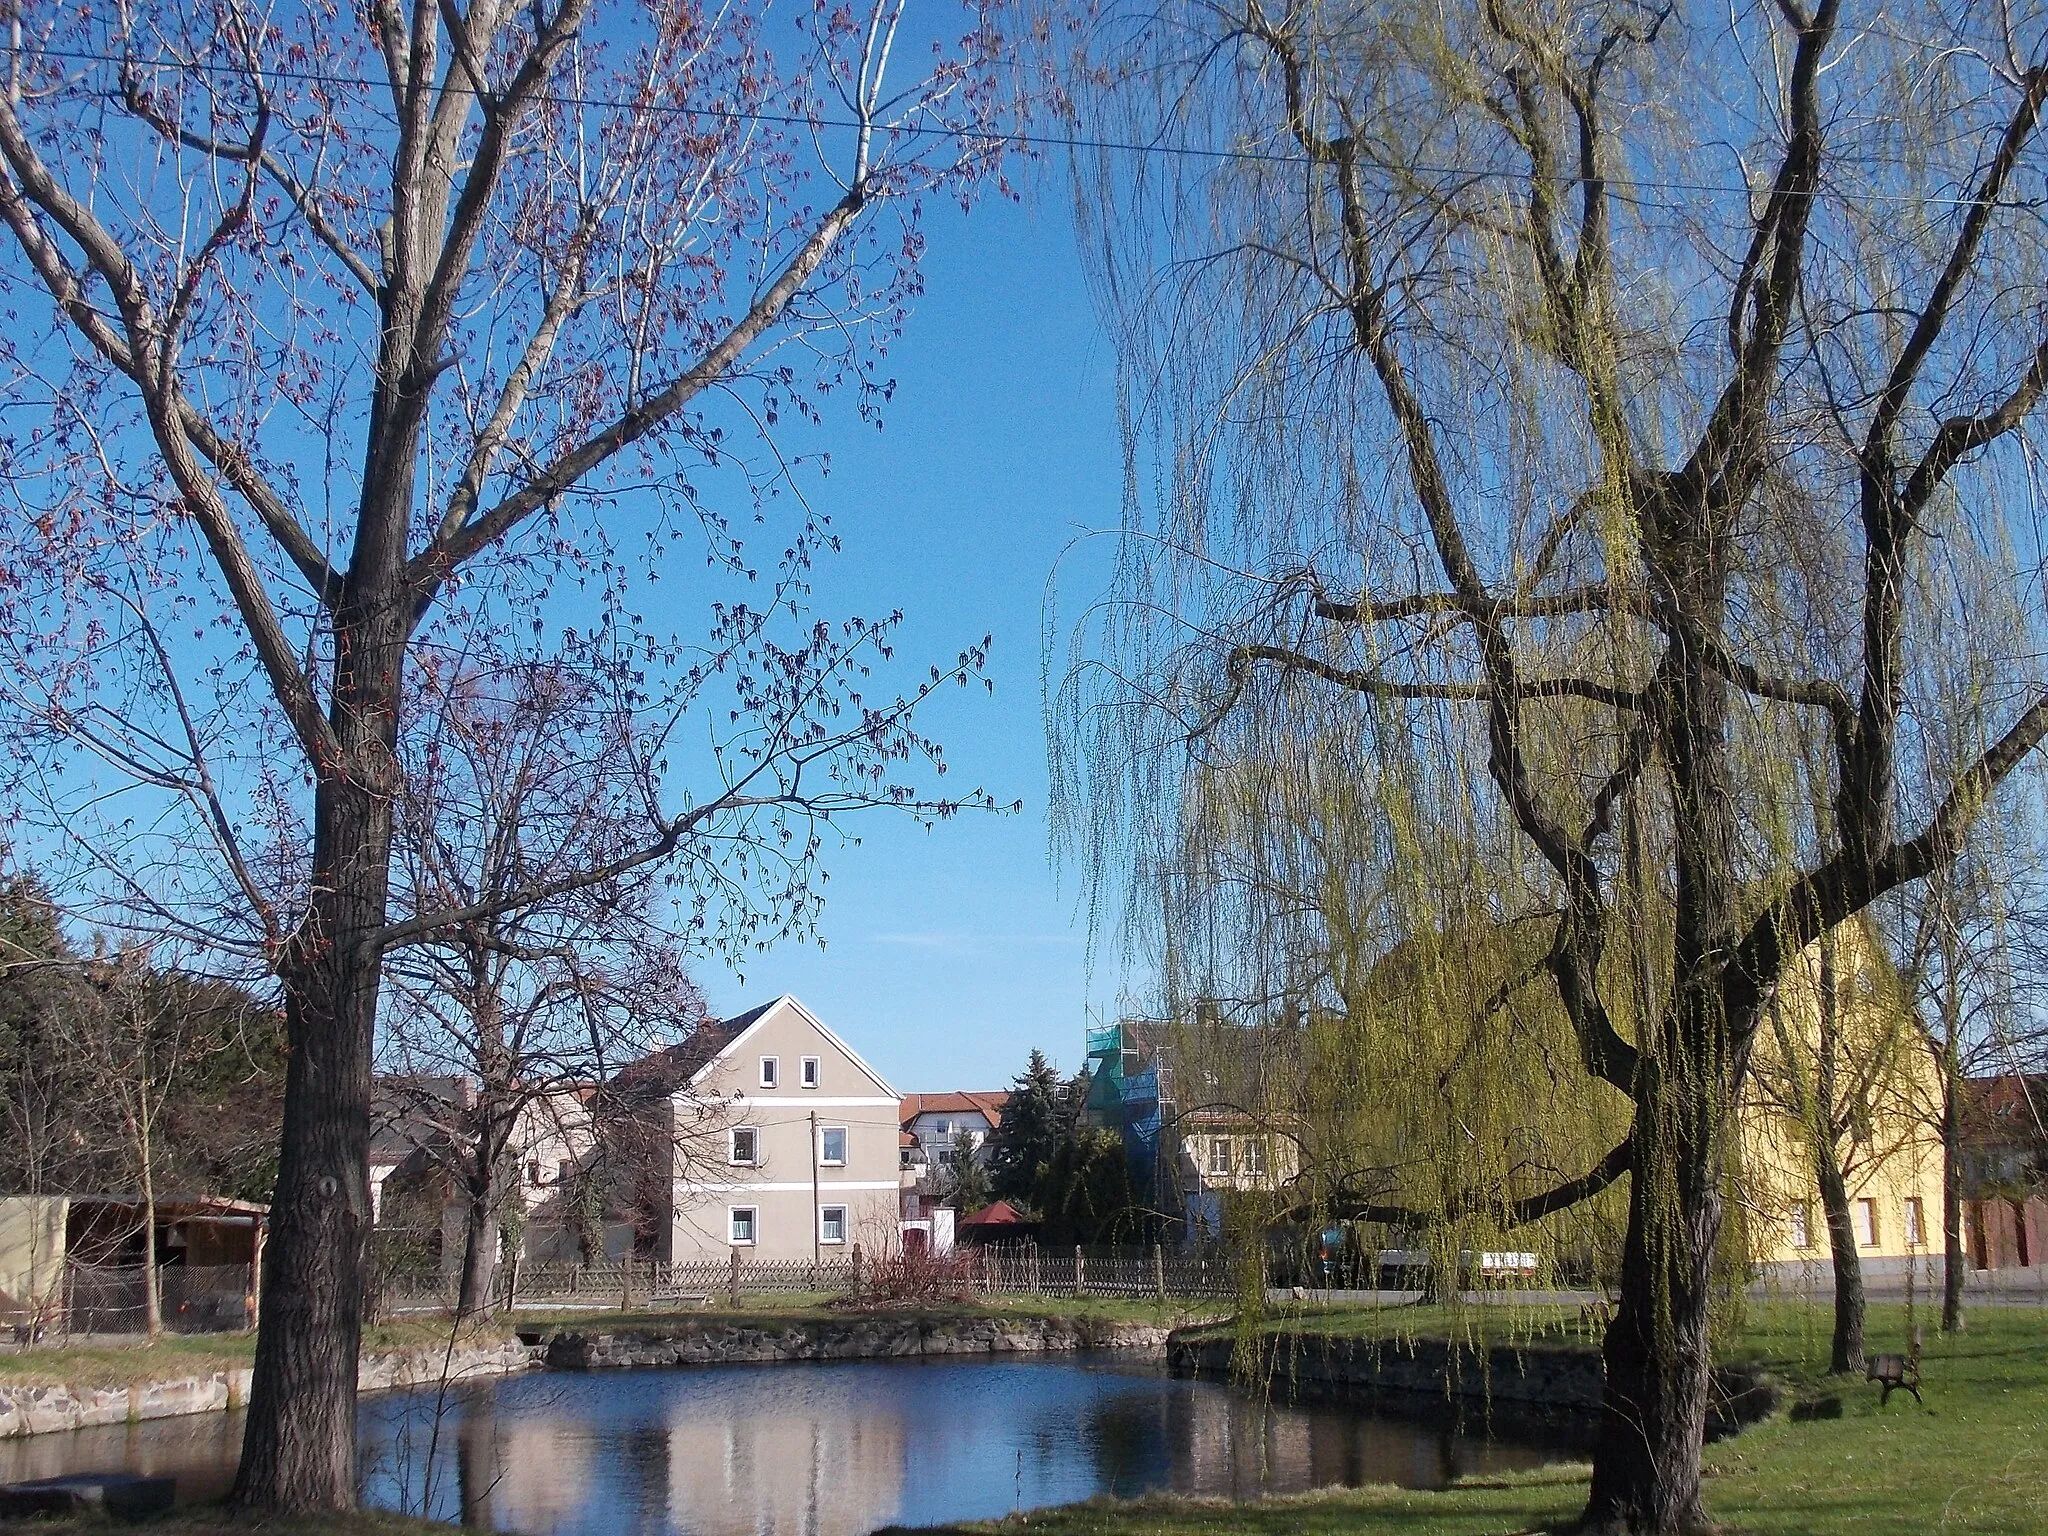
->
801, 1056, 821, 1089
759, 1056, 778, 1089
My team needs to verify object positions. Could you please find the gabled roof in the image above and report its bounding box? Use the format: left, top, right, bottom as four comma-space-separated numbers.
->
957, 1199, 1034, 1229
614, 995, 897, 1098
1963, 1073, 2048, 1143
899, 1091, 1007, 1128
608, 1021, 747, 1100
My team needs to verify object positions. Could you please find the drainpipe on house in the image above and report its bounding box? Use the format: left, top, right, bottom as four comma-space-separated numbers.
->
809, 1110, 821, 1285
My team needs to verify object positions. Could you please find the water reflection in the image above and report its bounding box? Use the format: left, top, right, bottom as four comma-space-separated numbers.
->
2, 1355, 1561, 1534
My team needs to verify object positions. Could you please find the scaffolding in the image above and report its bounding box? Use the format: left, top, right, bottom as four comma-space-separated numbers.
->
1083, 1021, 1169, 1218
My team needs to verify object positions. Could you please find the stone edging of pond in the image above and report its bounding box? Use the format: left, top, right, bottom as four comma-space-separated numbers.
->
0, 1340, 533, 1439
1165, 1328, 1782, 1446
540, 1314, 1171, 1369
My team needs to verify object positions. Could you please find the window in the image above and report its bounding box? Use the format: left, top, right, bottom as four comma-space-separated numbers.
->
819, 1126, 847, 1166
1242, 1137, 1269, 1178
556, 1160, 573, 1188
1854, 1198, 1879, 1248
729, 1127, 758, 1166
820, 1205, 847, 1244
527, 1159, 543, 1187
729, 1207, 757, 1245
1789, 1202, 1812, 1250
759, 1056, 779, 1088
1892, 1204, 1925, 1253
934, 1118, 952, 1135
801, 1056, 821, 1089
1207, 1137, 1234, 1177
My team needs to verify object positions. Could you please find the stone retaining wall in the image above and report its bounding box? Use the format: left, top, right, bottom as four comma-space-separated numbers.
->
544, 1315, 1170, 1369
1167, 1330, 1779, 1444
0, 1341, 532, 1438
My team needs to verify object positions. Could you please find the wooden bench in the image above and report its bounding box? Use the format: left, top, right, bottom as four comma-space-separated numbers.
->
1867, 1331, 1922, 1406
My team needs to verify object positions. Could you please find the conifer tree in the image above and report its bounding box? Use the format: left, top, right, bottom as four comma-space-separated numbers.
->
987, 1050, 1069, 1203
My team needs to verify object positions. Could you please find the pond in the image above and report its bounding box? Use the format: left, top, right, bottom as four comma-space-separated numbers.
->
0, 1355, 1566, 1534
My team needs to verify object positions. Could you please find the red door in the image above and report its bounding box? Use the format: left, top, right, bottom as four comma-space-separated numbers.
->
903, 1227, 930, 1257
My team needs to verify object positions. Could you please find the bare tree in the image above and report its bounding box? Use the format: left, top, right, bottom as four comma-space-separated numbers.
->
1055, 3, 2048, 1528
1747, 924, 1925, 1373
0, 0, 1016, 1507
1891, 820, 2048, 1331
381, 657, 708, 1314
68, 949, 202, 1338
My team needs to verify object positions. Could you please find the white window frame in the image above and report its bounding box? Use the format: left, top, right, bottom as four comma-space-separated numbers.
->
1243, 1136, 1269, 1178
729, 1206, 758, 1246
1903, 1196, 1925, 1247
819, 1205, 848, 1244
1207, 1136, 1233, 1177
728, 1126, 759, 1167
1789, 1202, 1812, 1250
801, 1056, 821, 1089
758, 1056, 779, 1089
819, 1125, 847, 1166
1854, 1197, 1879, 1248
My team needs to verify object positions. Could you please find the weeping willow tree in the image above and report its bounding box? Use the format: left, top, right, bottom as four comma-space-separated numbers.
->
1050, 2, 2048, 1529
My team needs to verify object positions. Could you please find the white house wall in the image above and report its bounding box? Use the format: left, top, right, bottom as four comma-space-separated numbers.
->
668, 998, 902, 1264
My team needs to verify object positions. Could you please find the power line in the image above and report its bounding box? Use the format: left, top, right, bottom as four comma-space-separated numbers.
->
18, 42, 2048, 212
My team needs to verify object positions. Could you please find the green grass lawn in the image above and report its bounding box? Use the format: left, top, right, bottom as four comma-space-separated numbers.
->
1, 1513, 458, 1536
0, 1320, 511, 1392
893, 1302, 2048, 1536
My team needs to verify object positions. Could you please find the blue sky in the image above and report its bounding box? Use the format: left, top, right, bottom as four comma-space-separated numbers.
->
684, 189, 1132, 1092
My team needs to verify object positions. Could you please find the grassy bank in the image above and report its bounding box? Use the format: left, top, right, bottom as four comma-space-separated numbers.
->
897, 1302, 2048, 1536
3, 1513, 457, 1536
0, 1320, 515, 1393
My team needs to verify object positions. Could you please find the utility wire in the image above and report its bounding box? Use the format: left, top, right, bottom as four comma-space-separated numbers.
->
16, 41, 2048, 212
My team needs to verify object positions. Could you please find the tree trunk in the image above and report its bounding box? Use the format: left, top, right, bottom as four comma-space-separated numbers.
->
456, 1169, 502, 1318
141, 1155, 161, 1339
231, 690, 399, 1511
1814, 1145, 1865, 1374
1582, 1073, 1721, 1534
1941, 1075, 1966, 1332
1583, 571, 1735, 1535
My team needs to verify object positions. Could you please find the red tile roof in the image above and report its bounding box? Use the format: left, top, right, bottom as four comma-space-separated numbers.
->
957, 1199, 1033, 1229
899, 1091, 1007, 1129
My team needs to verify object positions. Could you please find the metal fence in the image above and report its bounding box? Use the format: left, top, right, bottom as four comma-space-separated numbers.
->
59, 1262, 254, 1334
376, 1241, 1243, 1314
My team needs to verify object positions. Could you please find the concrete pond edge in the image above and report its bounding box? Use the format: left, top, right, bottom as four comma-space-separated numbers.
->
0, 1316, 1171, 1438
0, 1314, 1783, 1450
1165, 1328, 1783, 1447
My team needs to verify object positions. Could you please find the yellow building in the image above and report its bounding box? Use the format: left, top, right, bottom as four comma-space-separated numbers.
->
1736, 918, 1944, 1283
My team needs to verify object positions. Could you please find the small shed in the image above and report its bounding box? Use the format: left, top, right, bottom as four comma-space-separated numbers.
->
955, 1199, 1039, 1246
0, 1195, 267, 1333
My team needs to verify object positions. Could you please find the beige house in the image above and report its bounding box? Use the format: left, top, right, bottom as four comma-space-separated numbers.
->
654, 996, 902, 1264
1739, 920, 1945, 1283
